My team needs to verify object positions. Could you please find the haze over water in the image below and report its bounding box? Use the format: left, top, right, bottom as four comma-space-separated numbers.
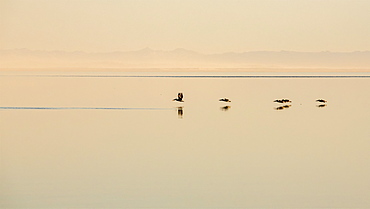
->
1, 71, 369, 208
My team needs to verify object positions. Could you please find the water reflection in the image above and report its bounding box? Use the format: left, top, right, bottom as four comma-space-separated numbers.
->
220, 106, 231, 111
274, 105, 291, 110
177, 106, 184, 118
317, 104, 327, 108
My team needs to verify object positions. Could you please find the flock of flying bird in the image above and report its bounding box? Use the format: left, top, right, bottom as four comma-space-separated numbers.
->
172, 92, 327, 118
173, 93, 327, 110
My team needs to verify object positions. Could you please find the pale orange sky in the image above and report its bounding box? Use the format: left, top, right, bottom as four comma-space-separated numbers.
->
1, 0, 370, 53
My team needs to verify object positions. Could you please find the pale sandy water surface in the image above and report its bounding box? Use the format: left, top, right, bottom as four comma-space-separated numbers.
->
1, 72, 370, 208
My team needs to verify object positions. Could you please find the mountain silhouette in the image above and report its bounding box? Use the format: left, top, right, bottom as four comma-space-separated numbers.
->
1, 48, 370, 70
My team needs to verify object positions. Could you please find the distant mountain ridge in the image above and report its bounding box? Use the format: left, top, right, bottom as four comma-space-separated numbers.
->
1, 48, 370, 71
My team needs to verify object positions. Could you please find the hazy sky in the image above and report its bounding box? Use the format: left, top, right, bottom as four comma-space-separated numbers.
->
1, 0, 370, 53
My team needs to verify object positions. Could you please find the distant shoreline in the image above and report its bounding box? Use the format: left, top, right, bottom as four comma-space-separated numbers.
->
2, 49, 370, 70
1, 67, 370, 73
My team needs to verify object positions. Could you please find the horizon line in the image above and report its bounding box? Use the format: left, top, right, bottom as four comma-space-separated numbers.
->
2, 48, 370, 55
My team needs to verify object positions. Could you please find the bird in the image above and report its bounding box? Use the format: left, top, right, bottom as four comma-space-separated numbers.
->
219, 98, 231, 102
173, 93, 184, 102
316, 99, 327, 103
274, 99, 291, 103
274, 99, 284, 103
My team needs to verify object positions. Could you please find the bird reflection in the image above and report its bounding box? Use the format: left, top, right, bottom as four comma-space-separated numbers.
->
316, 104, 327, 108
177, 107, 184, 118
220, 106, 231, 111
274, 105, 291, 110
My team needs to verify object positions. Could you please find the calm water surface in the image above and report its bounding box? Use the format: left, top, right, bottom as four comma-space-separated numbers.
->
1, 72, 370, 208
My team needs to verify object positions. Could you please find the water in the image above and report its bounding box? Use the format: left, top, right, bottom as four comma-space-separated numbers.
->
1, 71, 370, 208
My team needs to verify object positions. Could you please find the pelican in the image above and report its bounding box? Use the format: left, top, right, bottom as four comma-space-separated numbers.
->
173, 93, 184, 102
274, 99, 291, 103
316, 99, 327, 103
274, 99, 284, 103
219, 98, 231, 102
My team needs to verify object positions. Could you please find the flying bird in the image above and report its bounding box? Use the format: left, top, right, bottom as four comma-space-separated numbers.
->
173, 93, 184, 102
219, 98, 231, 102
316, 99, 327, 103
274, 99, 291, 103
274, 99, 284, 103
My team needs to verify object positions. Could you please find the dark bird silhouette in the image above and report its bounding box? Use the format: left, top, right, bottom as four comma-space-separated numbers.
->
316, 99, 327, 103
274, 99, 291, 103
274, 99, 284, 103
173, 93, 184, 102
219, 98, 231, 102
